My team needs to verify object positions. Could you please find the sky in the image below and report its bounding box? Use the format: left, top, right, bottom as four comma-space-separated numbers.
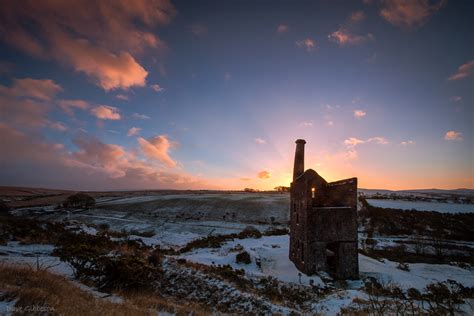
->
0, 0, 472, 191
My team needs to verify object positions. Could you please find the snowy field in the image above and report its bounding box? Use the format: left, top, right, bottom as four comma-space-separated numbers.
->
179, 235, 474, 291
366, 199, 474, 213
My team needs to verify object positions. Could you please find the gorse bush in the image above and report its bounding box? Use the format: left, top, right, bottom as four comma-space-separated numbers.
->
62, 193, 95, 209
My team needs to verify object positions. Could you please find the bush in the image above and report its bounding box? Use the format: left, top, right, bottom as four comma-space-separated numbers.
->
0, 201, 11, 216
238, 226, 262, 239
62, 193, 95, 209
236, 251, 251, 264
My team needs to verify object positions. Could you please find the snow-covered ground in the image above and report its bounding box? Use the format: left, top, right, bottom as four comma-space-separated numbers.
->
180, 235, 474, 291
366, 199, 474, 213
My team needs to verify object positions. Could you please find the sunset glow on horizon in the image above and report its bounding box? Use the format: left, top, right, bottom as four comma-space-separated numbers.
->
0, 1, 472, 191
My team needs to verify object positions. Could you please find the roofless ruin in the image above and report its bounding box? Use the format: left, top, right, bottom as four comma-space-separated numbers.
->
289, 139, 359, 279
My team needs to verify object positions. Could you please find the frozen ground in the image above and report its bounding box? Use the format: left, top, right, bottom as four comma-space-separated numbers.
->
366, 199, 474, 213
180, 235, 474, 291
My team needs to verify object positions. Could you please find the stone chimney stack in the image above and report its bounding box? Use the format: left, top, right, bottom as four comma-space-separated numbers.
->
293, 139, 306, 180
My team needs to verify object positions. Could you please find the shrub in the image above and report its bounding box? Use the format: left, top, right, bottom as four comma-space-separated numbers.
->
62, 193, 95, 209
238, 226, 262, 239
235, 251, 251, 264
0, 201, 11, 216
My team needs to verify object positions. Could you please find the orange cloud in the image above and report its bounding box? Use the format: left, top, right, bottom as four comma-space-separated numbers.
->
444, 130, 463, 141
380, 0, 445, 28
257, 171, 271, 179
0, 1, 175, 90
448, 60, 474, 81
91, 105, 121, 120
138, 135, 177, 167
53, 35, 148, 90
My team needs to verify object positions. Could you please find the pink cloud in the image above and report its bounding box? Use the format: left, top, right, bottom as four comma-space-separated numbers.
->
354, 110, 367, 118
277, 24, 289, 33
49, 121, 68, 132
449, 96, 462, 103
329, 29, 374, 46
0, 78, 61, 128
349, 11, 366, 23
91, 105, 121, 120
254, 138, 266, 144
380, 0, 446, 28
299, 121, 314, 127
400, 140, 415, 146
58, 99, 90, 115
138, 135, 177, 167
0, 1, 175, 90
257, 171, 271, 179
448, 61, 474, 81
190, 24, 208, 36
127, 127, 142, 137
296, 38, 317, 52
0, 78, 62, 101
444, 130, 463, 141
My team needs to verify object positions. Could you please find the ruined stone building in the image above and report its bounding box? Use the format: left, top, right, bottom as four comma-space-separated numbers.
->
289, 139, 359, 279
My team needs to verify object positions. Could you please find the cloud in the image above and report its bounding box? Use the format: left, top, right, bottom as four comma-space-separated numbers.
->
115, 94, 129, 101
380, 0, 446, 28
151, 84, 164, 92
400, 140, 415, 146
49, 121, 68, 132
354, 110, 367, 118
224, 72, 232, 80
91, 105, 121, 120
448, 61, 474, 81
0, 124, 205, 190
257, 171, 271, 179
190, 24, 208, 36
449, 96, 462, 103
367, 137, 389, 145
0, 78, 62, 101
254, 138, 266, 144
58, 99, 90, 115
444, 130, 463, 141
345, 136, 389, 147
299, 121, 314, 127
296, 38, 316, 52
329, 29, 374, 46
329, 10, 374, 47
138, 135, 177, 167
133, 113, 151, 120
0, 78, 61, 128
127, 127, 142, 137
277, 24, 289, 33
53, 35, 148, 90
0, 1, 175, 90
344, 137, 365, 148
350, 11, 367, 23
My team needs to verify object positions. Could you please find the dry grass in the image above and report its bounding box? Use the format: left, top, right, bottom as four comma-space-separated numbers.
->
0, 264, 207, 315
